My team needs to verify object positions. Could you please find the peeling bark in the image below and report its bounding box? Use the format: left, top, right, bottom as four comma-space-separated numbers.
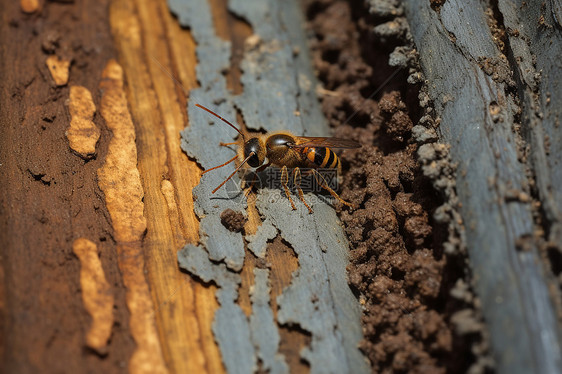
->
73, 238, 114, 354
170, 0, 369, 372
67, 86, 100, 159
97, 60, 167, 374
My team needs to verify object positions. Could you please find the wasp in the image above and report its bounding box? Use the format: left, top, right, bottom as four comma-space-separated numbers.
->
196, 104, 361, 213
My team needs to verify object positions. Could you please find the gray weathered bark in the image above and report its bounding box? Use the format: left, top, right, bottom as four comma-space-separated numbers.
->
404, 1, 562, 373
168, 0, 370, 373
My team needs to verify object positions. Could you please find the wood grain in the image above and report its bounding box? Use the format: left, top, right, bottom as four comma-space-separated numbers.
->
109, 0, 223, 372
98, 59, 167, 374
108, 0, 368, 372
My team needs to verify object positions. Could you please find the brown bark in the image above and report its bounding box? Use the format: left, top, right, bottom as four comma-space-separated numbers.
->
1, 0, 313, 372
0, 1, 135, 373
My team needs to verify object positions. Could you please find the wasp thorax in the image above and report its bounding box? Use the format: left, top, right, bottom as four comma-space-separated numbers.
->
266, 134, 292, 160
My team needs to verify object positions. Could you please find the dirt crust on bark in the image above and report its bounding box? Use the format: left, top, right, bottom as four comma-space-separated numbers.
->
304, 1, 492, 373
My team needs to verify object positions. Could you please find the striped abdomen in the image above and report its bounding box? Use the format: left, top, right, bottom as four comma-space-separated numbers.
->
304, 147, 341, 170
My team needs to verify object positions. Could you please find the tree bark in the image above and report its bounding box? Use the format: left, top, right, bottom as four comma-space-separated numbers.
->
170, 0, 368, 373
0, 0, 368, 373
404, 1, 562, 373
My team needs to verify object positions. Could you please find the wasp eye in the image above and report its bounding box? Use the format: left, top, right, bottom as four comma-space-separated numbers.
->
248, 154, 260, 168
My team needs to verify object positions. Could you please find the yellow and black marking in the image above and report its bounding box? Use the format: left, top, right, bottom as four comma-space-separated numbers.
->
304, 147, 341, 169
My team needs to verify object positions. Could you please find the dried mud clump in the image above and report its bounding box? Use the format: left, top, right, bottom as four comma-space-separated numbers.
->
220, 208, 248, 233
306, 0, 489, 373
379, 91, 414, 143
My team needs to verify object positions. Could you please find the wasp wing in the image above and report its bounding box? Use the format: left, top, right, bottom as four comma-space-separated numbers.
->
291, 136, 361, 149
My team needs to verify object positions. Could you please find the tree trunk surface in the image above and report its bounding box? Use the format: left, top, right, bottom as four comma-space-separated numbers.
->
404, 1, 562, 373
3, 0, 562, 373
1, 0, 367, 373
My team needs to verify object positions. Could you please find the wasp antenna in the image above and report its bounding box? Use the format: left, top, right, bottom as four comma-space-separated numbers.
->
211, 152, 255, 194
195, 103, 245, 141
201, 154, 238, 176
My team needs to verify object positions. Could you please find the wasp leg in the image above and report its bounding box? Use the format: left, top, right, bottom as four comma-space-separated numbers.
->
280, 165, 297, 210
243, 186, 258, 206
293, 167, 313, 214
311, 169, 357, 209
242, 172, 260, 202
